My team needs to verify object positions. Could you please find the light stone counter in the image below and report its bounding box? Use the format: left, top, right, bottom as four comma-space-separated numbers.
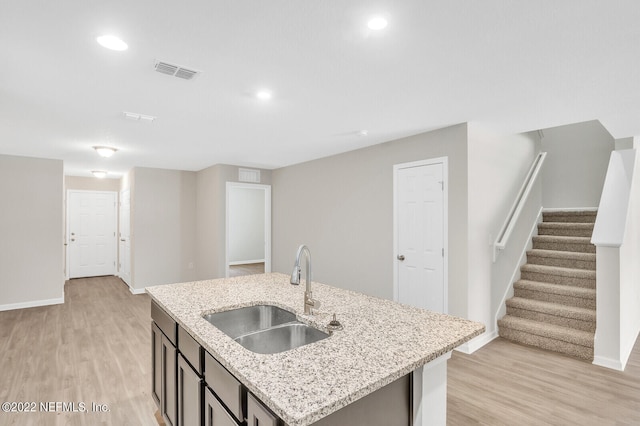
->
146, 273, 484, 426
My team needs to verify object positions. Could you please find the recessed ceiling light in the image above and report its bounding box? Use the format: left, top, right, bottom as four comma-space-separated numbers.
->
92, 170, 108, 179
357, 130, 369, 137
256, 90, 272, 100
367, 16, 388, 30
93, 146, 117, 158
96, 35, 128, 51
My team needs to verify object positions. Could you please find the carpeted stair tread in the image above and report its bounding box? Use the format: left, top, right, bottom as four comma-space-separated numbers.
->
520, 264, 596, 288
498, 315, 594, 348
526, 249, 595, 270
542, 211, 597, 223
532, 235, 595, 253
537, 222, 594, 237
506, 297, 595, 322
498, 322, 594, 360
514, 280, 596, 299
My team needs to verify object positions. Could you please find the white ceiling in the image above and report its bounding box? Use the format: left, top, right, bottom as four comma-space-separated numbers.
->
2, 1, 639, 178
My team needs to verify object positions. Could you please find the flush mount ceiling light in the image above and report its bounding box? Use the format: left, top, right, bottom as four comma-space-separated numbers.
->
367, 16, 388, 30
92, 170, 108, 178
256, 90, 273, 100
96, 35, 128, 51
93, 146, 118, 158
356, 130, 369, 137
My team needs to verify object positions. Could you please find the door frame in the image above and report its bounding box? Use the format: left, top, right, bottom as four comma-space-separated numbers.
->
225, 182, 272, 278
392, 157, 449, 312
65, 189, 118, 280
118, 188, 131, 286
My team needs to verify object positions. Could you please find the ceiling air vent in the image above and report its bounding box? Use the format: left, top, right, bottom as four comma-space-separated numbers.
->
154, 60, 201, 80
239, 168, 261, 183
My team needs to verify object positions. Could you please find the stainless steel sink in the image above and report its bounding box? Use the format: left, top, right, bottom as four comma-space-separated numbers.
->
203, 305, 329, 354
235, 323, 329, 354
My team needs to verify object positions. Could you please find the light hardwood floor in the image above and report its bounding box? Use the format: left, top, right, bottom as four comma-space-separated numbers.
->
448, 336, 640, 425
228, 262, 265, 277
0, 276, 157, 426
1, 276, 639, 425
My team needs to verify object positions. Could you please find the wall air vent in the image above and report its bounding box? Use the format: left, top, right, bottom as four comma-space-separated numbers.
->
154, 60, 202, 80
239, 168, 261, 183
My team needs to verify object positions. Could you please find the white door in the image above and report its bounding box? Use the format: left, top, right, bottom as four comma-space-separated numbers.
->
394, 159, 447, 313
119, 189, 131, 285
67, 191, 117, 278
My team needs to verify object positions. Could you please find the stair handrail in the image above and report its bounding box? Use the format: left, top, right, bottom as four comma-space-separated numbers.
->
493, 151, 547, 262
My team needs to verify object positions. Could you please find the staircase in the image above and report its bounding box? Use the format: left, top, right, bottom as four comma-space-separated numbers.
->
498, 210, 597, 361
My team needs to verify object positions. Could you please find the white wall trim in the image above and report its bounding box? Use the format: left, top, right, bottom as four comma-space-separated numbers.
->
455, 330, 499, 354
129, 286, 146, 295
0, 295, 65, 312
393, 157, 449, 313
542, 207, 598, 212
593, 356, 625, 371
228, 259, 265, 266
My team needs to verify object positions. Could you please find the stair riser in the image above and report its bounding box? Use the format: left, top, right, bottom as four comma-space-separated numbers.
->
526, 255, 595, 271
520, 271, 595, 288
542, 213, 597, 223
498, 326, 593, 360
538, 227, 594, 238
532, 240, 596, 253
514, 288, 596, 309
506, 306, 596, 332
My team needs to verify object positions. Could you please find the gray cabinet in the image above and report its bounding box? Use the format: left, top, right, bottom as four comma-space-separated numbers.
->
161, 332, 177, 426
204, 386, 238, 426
151, 301, 178, 426
247, 393, 279, 426
177, 354, 202, 426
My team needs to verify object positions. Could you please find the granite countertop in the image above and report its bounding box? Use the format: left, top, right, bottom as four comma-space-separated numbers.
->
146, 273, 484, 426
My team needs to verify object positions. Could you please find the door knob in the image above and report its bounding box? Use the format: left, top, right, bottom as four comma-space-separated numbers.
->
397, 254, 405, 261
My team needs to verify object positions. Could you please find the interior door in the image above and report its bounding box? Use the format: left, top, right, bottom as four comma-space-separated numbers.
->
395, 160, 446, 313
119, 189, 131, 285
67, 190, 117, 278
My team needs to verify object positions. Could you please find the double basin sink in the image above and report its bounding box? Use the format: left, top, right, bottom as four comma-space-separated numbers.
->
203, 305, 329, 354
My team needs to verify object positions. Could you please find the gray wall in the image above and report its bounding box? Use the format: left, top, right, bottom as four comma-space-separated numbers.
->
196, 165, 272, 280
0, 155, 64, 309
541, 120, 614, 208
131, 167, 197, 290
271, 124, 469, 316
65, 176, 121, 192
466, 124, 542, 336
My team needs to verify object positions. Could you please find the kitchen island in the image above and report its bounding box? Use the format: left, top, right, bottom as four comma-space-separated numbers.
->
146, 273, 484, 426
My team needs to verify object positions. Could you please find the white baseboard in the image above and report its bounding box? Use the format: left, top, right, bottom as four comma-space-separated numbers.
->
128, 286, 146, 295
229, 259, 265, 266
455, 330, 498, 354
543, 207, 598, 212
593, 356, 625, 371
0, 295, 65, 312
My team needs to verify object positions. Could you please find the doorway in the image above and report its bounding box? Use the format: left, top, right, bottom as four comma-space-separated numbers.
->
119, 189, 131, 285
393, 158, 448, 313
225, 183, 271, 278
67, 190, 117, 279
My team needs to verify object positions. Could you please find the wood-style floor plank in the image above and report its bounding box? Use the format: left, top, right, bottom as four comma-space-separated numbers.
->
2, 276, 639, 425
448, 336, 640, 425
0, 276, 157, 426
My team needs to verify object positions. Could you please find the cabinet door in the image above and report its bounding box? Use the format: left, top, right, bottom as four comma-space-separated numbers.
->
177, 354, 203, 426
162, 334, 178, 426
247, 393, 279, 426
151, 322, 162, 408
204, 386, 239, 426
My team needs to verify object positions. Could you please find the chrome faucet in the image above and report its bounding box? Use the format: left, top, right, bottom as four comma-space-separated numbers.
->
290, 244, 320, 315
